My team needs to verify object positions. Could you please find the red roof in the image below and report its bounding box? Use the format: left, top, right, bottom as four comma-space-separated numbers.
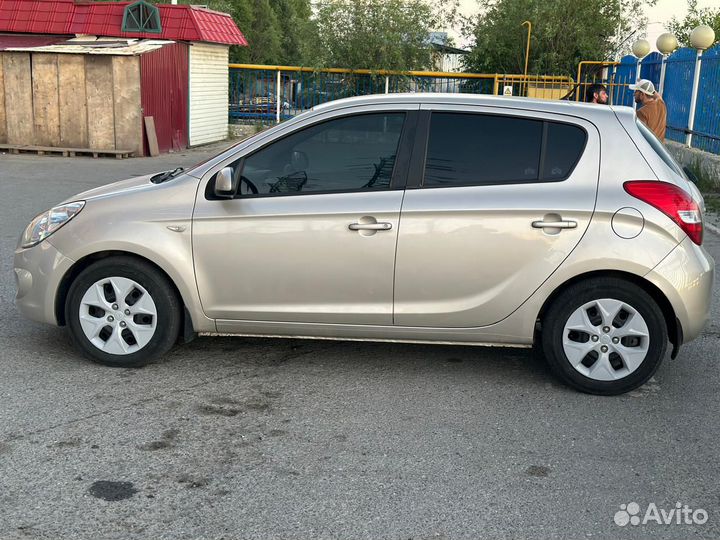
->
0, 0, 247, 45
0, 32, 64, 49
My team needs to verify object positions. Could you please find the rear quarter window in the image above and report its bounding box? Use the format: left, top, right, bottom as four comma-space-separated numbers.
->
542, 122, 587, 180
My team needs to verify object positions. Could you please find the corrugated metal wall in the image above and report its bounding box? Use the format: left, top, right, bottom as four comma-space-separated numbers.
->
640, 52, 662, 86
663, 47, 697, 144
140, 42, 188, 154
189, 42, 228, 146
608, 55, 638, 107
693, 44, 720, 155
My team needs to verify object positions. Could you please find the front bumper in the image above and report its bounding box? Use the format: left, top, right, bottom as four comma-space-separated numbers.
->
14, 240, 75, 326
646, 236, 715, 344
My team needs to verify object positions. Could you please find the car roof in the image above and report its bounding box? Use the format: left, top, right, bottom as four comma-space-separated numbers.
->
313, 92, 633, 121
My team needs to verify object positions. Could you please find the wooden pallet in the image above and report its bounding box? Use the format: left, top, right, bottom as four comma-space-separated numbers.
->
0, 144, 134, 159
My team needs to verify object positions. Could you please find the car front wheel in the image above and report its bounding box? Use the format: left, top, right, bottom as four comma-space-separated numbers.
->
66, 256, 181, 367
541, 278, 668, 395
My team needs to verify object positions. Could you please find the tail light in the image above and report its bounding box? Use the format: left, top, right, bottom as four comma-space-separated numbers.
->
624, 181, 703, 245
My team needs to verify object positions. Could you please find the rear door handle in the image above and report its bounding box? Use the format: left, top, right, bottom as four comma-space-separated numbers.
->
348, 222, 392, 231
531, 220, 577, 229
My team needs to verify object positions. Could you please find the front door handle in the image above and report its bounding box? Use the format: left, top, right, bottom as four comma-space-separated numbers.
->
348, 222, 392, 231
532, 220, 577, 229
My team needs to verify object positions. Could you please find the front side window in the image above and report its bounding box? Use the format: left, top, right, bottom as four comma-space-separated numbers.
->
235, 113, 405, 196
423, 113, 587, 187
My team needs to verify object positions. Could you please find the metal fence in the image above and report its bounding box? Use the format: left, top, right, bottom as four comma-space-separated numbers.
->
663, 48, 697, 144
229, 63, 573, 124
575, 45, 720, 154
693, 45, 720, 154
230, 46, 720, 155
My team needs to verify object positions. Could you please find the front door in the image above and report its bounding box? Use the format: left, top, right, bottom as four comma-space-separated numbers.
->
192, 110, 413, 325
394, 106, 600, 327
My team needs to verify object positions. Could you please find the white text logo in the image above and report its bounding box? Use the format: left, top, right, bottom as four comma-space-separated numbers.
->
614, 502, 709, 527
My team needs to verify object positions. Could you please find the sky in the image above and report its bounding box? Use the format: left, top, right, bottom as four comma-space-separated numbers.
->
449, 0, 720, 52
645, 0, 720, 49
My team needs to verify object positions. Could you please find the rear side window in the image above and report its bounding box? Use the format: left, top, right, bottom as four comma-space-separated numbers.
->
423, 113, 587, 187
424, 113, 542, 186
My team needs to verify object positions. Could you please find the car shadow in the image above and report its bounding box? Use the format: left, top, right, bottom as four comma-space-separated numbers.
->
169, 335, 566, 393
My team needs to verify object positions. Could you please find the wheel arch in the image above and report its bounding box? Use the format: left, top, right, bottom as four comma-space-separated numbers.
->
536, 270, 681, 358
54, 250, 195, 341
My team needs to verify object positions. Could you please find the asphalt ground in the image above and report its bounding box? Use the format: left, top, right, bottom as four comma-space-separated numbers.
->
1, 145, 719, 539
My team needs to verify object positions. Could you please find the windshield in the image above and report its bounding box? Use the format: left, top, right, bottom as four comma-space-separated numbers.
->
183, 139, 246, 175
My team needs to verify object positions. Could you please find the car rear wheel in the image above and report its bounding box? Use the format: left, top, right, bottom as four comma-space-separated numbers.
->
66, 257, 181, 367
541, 278, 668, 395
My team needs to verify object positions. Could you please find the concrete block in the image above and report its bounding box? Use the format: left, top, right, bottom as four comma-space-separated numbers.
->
665, 141, 720, 188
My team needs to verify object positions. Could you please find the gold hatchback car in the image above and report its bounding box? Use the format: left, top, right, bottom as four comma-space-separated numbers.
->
14, 94, 714, 395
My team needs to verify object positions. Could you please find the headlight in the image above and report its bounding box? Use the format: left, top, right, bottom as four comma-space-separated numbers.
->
21, 201, 85, 248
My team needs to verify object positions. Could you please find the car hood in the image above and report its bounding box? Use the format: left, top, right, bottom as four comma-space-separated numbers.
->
63, 173, 175, 203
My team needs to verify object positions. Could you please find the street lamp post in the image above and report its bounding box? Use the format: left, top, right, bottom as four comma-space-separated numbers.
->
656, 32, 678, 95
687, 25, 716, 147
631, 39, 650, 110
522, 21, 532, 76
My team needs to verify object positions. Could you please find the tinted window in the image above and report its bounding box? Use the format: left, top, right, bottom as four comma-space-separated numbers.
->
237, 113, 405, 196
542, 122, 587, 180
423, 113, 587, 187
424, 113, 543, 186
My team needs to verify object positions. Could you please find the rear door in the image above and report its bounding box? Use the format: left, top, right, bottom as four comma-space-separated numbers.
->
394, 105, 600, 327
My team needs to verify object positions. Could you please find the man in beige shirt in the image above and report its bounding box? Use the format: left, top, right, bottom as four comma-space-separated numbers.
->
629, 79, 667, 141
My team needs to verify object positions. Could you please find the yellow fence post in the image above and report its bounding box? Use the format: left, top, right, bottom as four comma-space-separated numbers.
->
522, 21, 532, 78
575, 61, 620, 103
225, 63, 617, 120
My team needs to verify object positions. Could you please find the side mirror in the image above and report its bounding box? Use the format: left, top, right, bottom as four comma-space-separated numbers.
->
214, 167, 238, 198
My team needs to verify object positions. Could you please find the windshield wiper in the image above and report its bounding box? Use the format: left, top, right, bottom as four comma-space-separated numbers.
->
151, 167, 184, 184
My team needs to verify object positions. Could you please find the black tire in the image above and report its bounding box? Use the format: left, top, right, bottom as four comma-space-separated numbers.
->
541, 278, 668, 395
65, 256, 182, 367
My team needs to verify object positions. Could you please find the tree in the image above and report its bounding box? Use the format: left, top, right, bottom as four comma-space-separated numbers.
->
310, 0, 458, 71
667, 0, 720, 48
274, 0, 316, 65
242, 0, 283, 63
154, 0, 313, 64
463, 0, 655, 76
